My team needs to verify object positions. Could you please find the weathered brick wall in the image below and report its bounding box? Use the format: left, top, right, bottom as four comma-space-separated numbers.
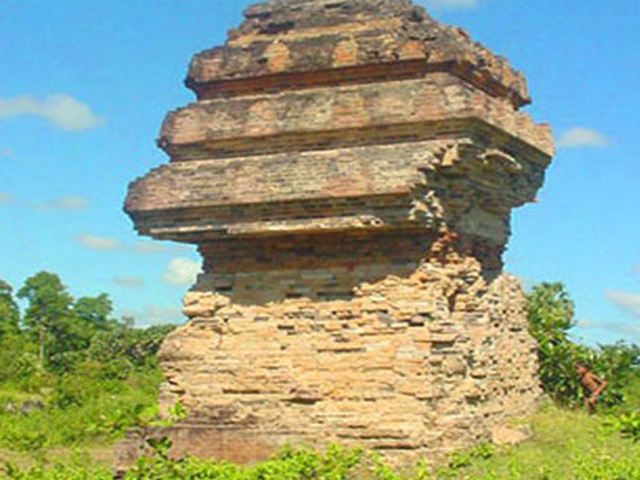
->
155, 73, 551, 161
123, 0, 553, 466
194, 230, 509, 303
155, 254, 539, 464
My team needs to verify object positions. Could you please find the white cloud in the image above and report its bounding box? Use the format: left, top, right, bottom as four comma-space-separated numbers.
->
133, 240, 192, 255
75, 235, 195, 255
121, 305, 184, 327
422, 0, 478, 8
0, 94, 103, 131
144, 306, 184, 325
32, 195, 90, 212
53, 196, 90, 211
162, 258, 202, 286
604, 323, 640, 341
113, 277, 145, 288
576, 318, 595, 328
0, 148, 15, 159
0, 192, 12, 204
606, 290, 640, 318
557, 127, 610, 149
77, 234, 123, 251
134, 241, 171, 254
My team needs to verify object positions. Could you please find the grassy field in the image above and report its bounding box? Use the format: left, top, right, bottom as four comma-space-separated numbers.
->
433, 404, 640, 479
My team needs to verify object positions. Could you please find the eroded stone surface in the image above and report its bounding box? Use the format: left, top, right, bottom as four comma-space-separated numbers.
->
156, 256, 540, 464
187, 0, 531, 107
123, 0, 552, 466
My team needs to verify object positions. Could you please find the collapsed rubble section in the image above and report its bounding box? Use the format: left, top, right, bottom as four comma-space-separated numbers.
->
124, 0, 553, 465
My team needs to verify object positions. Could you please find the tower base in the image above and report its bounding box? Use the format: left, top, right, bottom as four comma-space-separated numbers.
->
153, 255, 541, 465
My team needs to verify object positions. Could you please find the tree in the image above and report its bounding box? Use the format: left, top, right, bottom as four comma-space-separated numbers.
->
74, 293, 113, 325
0, 279, 24, 381
527, 282, 575, 344
17, 272, 73, 369
526, 282, 586, 405
0, 279, 20, 334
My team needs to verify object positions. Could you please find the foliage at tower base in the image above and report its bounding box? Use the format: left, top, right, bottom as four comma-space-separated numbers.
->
526, 282, 639, 408
0, 271, 175, 450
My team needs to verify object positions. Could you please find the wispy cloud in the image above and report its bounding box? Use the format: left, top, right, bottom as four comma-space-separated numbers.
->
76, 234, 123, 251
603, 322, 640, 341
121, 305, 184, 327
76, 234, 194, 256
0, 192, 12, 204
422, 0, 479, 8
144, 305, 183, 325
632, 265, 640, 275
0, 148, 15, 159
162, 258, 202, 286
0, 94, 103, 131
557, 127, 610, 149
133, 241, 192, 255
606, 290, 640, 318
576, 318, 595, 328
31, 195, 90, 212
113, 276, 145, 288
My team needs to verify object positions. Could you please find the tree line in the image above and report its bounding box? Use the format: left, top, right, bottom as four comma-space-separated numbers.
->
0, 271, 174, 386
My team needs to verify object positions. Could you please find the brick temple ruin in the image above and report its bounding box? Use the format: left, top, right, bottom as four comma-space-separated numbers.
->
124, 0, 554, 464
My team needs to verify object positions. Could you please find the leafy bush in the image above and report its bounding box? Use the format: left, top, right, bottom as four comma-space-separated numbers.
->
593, 342, 640, 407
445, 443, 496, 471
609, 411, 640, 443
526, 282, 639, 408
124, 442, 371, 480
0, 368, 163, 451
526, 282, 584, 405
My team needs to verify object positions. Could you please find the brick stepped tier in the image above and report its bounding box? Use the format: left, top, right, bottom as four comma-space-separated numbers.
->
123, 0, 553, 466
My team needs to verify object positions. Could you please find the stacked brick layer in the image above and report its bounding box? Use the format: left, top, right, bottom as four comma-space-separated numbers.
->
156, 255, 540, 464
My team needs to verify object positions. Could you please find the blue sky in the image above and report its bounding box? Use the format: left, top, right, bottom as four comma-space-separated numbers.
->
0, 0, 638, 343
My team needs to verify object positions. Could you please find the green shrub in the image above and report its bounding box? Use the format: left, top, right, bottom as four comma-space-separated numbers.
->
123, 442, 370, 480
608, 411, 640, 443
526, 282, 639, 409
0, 367, 164, 451
446, 443, 496, 471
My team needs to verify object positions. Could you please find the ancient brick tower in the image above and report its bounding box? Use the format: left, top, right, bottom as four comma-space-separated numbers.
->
125, 0, 554, 464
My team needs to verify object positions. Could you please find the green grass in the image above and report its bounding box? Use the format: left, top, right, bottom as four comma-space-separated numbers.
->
0, 446, 114, 478
619, 375, 640, 412
431, 404, 640, 479
0, 368, 163, 453
0, 368, 162, 479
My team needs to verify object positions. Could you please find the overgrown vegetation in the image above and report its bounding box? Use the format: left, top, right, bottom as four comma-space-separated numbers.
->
1, 277, 638, 479
6, 408, 640, 480
0, 272, 175, 455
526, 282, 640, 408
